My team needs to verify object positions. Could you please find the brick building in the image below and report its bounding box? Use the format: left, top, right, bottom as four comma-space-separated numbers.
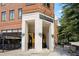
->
0, 3, 58, 51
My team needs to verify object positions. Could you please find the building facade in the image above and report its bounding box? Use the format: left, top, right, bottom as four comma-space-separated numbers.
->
0, 3, 58, 51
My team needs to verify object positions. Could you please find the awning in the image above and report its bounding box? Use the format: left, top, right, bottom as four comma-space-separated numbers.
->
70, 42, 79, 46
5, 36, 21, 39
1, 29, 21, 33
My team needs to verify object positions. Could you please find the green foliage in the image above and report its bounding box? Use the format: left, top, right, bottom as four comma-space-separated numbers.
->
58, 3, 79, 44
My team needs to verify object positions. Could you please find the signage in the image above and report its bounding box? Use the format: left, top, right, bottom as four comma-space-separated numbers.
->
40, 14, 53, 23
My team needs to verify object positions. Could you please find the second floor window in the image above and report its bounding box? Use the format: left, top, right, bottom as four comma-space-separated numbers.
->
43, 3, 50, 8
26, 3, 35, 6
1, 3, 6, 6
26, 3, 32, 6
18, 8, 22, 19
2, 11, 6, 22
10, 10, 14, 20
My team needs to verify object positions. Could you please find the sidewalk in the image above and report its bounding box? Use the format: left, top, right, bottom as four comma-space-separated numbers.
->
0, 46, 70, 56
49, 46, 70, 56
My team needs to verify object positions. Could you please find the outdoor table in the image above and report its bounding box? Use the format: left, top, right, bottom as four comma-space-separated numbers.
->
70, 42, 79, 46
70, 42, 79, 56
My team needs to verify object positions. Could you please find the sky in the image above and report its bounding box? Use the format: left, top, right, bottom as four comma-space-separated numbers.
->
54, 3, 63, 26
54, 3, 63, 19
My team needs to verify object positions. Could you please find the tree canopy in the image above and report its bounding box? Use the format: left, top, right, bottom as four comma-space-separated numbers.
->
58, 3, 79, 44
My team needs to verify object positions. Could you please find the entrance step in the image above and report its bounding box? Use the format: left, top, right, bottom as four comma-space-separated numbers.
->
27, 48, 50, 54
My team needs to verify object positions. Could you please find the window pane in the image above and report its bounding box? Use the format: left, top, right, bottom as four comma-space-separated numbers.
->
10, 10, 14, 20
26, 3, 35, 6
47, 3, 50, 7
2, 11, 6, 21
1, 3, 6, 6
18, 8, 22, 19
26, 3, 32, 6
43, 3, 47, 6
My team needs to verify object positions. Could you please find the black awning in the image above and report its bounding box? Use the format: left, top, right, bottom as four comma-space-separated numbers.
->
0, 32, 21, 40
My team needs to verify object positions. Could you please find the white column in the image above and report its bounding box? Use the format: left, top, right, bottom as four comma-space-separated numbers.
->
22, 20, 28, 51
49, 23, 54, 51
35, 18, 42, 50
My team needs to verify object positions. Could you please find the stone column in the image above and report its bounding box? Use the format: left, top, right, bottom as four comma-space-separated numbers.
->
22, 20, 28, 51
49, 23, 54, 51
35, 18, 42, 51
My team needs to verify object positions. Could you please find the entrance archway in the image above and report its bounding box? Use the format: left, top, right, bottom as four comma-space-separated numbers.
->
42, 20, 51, 49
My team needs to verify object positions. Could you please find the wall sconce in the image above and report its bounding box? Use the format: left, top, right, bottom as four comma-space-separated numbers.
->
39, 33, 42, 37
22, 33, 25, 36
51, 34, 54, 37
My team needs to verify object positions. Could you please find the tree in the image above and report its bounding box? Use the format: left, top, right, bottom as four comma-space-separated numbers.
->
58, 3, 79, 44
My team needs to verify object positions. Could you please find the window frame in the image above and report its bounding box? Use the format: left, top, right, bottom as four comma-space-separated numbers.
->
9, 10, 14, 21
26, 3, 35, 6
43, 3, 50, 8
1, 11, 6, 22
47, 3, 50, 7
18, 8, 22, 19
1, 3, 6, 6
